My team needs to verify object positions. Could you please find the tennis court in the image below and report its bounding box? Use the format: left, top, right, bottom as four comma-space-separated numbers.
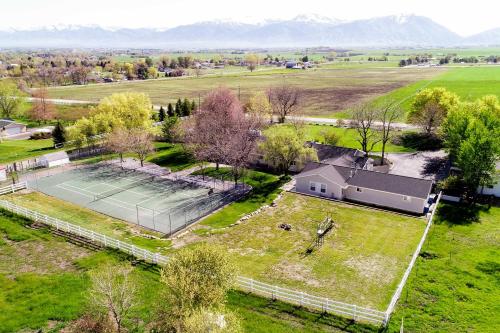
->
28, 163, 243, 235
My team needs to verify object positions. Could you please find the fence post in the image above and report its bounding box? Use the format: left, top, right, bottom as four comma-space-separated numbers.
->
353, 305, 357, 321
250, 278, 254, 293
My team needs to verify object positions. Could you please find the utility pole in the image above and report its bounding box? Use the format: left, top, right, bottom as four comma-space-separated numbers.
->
238, 85, 241, 101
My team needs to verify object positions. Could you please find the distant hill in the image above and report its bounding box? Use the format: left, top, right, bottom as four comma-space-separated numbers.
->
0, 14, 497, 49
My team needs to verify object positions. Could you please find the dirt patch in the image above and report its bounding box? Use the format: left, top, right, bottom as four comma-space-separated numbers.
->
343, 254, 398, 285
0, 238, 91, 275
269, 260, 321, 287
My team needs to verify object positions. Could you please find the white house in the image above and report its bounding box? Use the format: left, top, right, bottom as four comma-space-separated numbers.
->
0, 119, 27, 136
478, 162, 500, 197
39, 151, 70, 168
0, 166, 6, 181
295, 162, 433, 214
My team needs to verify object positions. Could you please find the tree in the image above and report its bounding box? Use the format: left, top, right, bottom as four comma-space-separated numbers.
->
52, 121, 66, 146
0, 81, 25, 118
376, 99, 403, 165
156, 244, 236, 332
158, 106, 166, 122
175, 98, 182, 116
88, 264, 138, 333
302, 55, 309, 62
267, 84, 301, 123
441, 103, 474, 160
129, 130, 155, 167
260, 126, 317, 175
30, 87, 55, 123
409, 88, 460, 134
246, 91, 272, 122
245, 54, 259, 72
350, 102, 381, 154
105, 128, 131, 165
184, 308, 242, 333
162, 116, 180, 143
167, 103, 175, 117
319, 129, 340, 146
182, 98, 191, 117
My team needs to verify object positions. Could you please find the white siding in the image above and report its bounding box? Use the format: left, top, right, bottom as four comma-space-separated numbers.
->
344, 186, 426, 214
47, 158, 70, 168
0, 169, 6, 181
479, 183, 500, 197
295, 174, 344, 199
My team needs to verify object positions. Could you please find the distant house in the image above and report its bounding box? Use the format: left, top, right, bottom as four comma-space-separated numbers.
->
478, 162, 500, 197
295, 162, 433, 214
0, 166, 6, 181
285, 61, 297, 69
39, 151, 70, 168
0, 119, 27, 136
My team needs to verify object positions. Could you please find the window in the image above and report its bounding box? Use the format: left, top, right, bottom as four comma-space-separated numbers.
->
310, 182, 316, 191
320, 184, 327, 193
356, 187, 362, 193
403, 196, 411, 201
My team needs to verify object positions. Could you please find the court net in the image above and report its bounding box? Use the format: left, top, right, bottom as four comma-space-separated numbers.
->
93, 175, 155, 201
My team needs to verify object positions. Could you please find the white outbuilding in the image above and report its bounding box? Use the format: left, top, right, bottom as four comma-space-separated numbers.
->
39, 151, 70, 168
0, 166, 6, 181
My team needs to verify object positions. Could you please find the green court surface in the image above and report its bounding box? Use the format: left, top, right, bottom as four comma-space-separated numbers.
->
28, 164, 238, 235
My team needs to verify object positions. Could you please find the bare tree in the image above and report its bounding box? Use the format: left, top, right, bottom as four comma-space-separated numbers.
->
267, 84, 301, 123
105, 129, 131, 167
30, 87, 55, 123
88, 264, 138, 333
377, 99, 403, 165
129, 130, 155, 166
350, 102, 381, 154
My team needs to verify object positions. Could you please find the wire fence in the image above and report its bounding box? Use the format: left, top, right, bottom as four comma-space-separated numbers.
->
0, 183, 443, 327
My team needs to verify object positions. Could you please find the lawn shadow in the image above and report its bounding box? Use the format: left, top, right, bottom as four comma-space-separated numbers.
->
393, 132, 443, 151
435, 203, 489, 226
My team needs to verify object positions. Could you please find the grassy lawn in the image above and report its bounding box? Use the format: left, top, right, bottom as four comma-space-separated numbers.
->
0, 139, 59, 164
48, 67, 438, 117
147, 142, 196, 171
3, 191, 172, 254
191, 167, 285, 230
387, 203, 500, 332
0, 209, 376, 333
380, 66, 500, 119
267, 124, 415, 153
191, 192, 426, 310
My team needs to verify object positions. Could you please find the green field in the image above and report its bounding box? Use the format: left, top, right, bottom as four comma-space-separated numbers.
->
0, 139, 58, 164
47, 67, 439, 117
267, 124, 415, 152
380, 66, 500, 118
0, 208, 376, 333
387, 204, 500, 332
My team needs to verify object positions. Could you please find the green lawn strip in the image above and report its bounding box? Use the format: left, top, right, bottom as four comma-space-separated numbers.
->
266, 124, 415, 153
387, 204, 500, 332
0, 139, 60, 164
204, 192, 426, 310
147, 142, 196, 171
190, 167, 285, 231
0, 212, 379, 333
3, 192, 172, 254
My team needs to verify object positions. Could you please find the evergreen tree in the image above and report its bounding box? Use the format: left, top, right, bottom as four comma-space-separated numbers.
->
167, 103, 174, 117
182, 98, 191, 116
191, 100, 197, 112
158, 106, 166, 121
175, 98, 182, 116
52, 121, 66, 146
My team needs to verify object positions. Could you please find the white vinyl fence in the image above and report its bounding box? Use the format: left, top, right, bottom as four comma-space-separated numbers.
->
2, 183, 442, 326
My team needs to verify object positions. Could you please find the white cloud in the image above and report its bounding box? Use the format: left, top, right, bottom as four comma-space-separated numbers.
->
1, 0, 499, 36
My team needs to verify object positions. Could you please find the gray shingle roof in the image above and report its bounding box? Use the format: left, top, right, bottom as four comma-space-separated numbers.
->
297, 162, 433, 199
0, 119, 24, 128
307, 142, 368, 168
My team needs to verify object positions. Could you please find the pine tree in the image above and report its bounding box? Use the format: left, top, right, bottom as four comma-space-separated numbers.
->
167, 103, 174, 117
191, 100, 197, 112
175, 98, 182, 116
52, 121, 66, 146
182, 98, 191, 117
158, 106, 166, 121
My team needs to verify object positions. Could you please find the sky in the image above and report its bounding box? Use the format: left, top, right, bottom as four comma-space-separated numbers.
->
1, 0, 498, 36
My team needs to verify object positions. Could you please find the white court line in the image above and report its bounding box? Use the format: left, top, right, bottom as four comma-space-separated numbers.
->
58, 183, 136, 211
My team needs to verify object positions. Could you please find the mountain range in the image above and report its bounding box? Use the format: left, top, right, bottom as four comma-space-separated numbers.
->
0, 14, 498, 49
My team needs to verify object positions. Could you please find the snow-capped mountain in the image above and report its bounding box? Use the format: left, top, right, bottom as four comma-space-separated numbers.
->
0, 14, 497, 48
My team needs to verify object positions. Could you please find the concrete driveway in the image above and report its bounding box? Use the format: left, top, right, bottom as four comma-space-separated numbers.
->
384, 150, 449, 180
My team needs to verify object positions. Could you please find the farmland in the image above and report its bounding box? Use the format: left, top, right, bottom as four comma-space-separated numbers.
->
47, 66, 441, 117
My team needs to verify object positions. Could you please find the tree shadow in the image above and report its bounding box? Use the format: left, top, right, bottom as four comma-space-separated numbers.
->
393, 132, 443, 151
421, 156, 450, 180
435, 203, 488, 226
